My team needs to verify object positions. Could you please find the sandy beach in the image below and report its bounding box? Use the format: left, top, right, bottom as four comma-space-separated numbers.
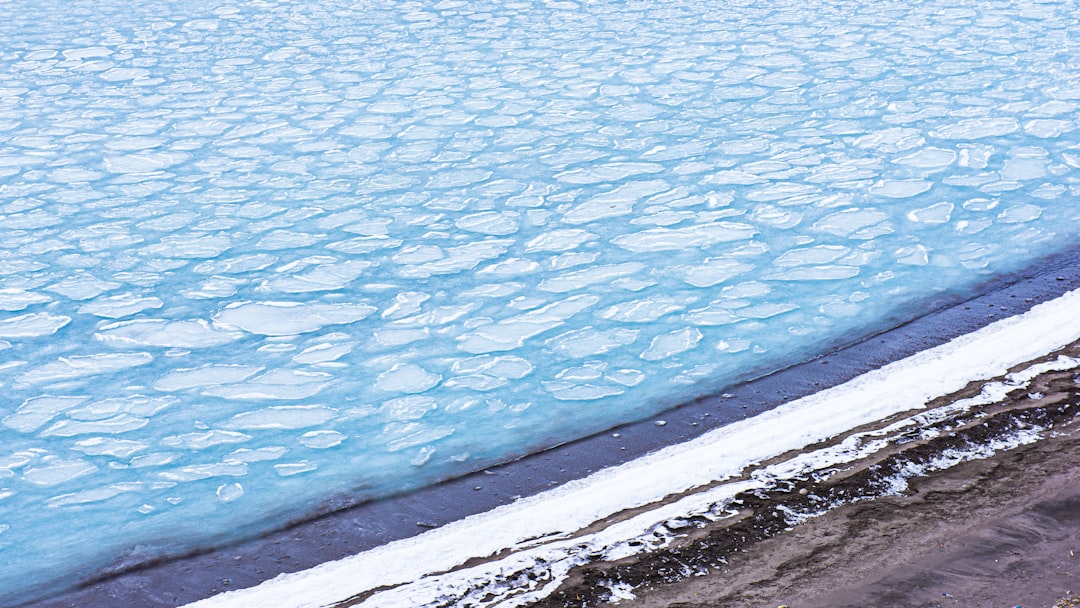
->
606, 428, 1080, 608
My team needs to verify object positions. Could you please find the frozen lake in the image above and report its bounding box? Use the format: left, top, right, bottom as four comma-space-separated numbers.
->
1, 0, 1079, 603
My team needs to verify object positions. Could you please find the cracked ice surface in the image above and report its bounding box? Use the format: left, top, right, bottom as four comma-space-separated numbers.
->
1, 0, 1079, 602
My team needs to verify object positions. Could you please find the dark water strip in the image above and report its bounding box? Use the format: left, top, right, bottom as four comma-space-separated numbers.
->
22, 246, 1080, 608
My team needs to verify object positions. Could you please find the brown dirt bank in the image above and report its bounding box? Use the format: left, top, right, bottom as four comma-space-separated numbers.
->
607, 416, 1080, 608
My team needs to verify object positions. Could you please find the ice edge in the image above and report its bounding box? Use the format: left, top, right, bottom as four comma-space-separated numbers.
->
185, 285, 1080, 608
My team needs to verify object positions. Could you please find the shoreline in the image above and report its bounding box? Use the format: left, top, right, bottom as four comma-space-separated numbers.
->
21, 249, 1080, 608
609, 405, 1080, 608
311, 337, 1080, 608
543, 342, 1080, 607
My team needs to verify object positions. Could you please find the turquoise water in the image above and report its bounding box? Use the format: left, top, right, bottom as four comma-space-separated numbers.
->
1, 0, 1079, 603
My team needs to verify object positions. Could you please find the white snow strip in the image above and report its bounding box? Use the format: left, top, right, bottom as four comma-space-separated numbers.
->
352, 352, 1073, 608
186, 287, 1080, 608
